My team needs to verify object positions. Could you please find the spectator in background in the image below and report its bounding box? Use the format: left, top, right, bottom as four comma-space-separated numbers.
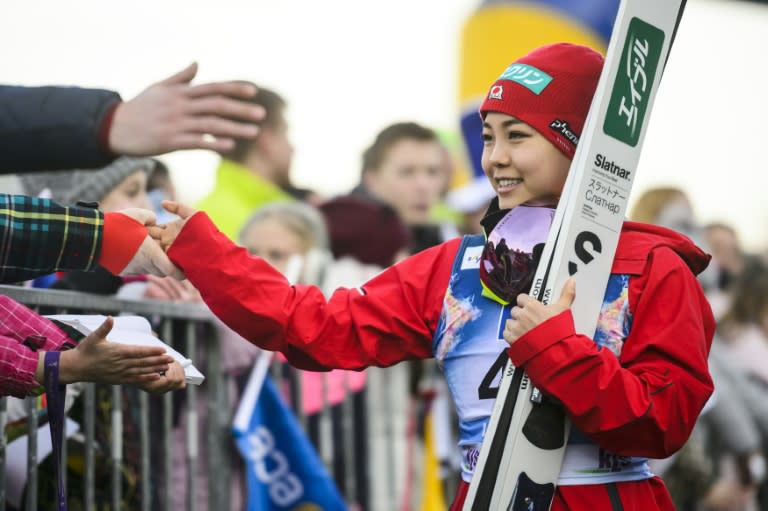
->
699, 338, 768, 511
158, 201, 361, 510
352, 122, 458, 504
238, 201, 371, 509
350, 123, 456, 468
346, 123, 462, 507
630, 186, 718, 292
710, 262, 768, 511
196, 85, 305, 240
705, 222, 764, 296
661, 296, 768, 511
353, 122, 452, 254
239, 201, 329, 279
717, 263, 768, 388
318, 194, 411, 275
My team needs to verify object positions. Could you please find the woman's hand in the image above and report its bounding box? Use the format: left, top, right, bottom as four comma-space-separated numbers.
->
503, 278, 576, 345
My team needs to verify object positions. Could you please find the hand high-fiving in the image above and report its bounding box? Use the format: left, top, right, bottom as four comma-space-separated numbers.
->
108, 63, 264, 156
503, 278, 576, 345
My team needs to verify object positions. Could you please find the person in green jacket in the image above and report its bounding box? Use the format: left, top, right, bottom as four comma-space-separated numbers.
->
196, 85, 296, 240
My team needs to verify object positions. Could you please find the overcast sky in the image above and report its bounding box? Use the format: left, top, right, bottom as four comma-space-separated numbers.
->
2, 0, 767, 250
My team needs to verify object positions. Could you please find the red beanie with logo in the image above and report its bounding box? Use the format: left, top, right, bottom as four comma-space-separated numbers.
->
479, 43, 604, 160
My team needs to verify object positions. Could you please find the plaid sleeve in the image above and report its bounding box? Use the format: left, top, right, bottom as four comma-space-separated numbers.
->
0, 295, 77, 397
0, 194, 105, 283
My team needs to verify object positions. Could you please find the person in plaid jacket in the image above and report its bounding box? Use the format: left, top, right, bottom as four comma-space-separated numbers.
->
0, 194, 181, 284
0, 195, 187, 397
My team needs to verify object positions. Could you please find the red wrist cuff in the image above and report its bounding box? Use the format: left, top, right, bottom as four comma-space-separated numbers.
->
98, 101, 121, 156
99, 212, 147, 274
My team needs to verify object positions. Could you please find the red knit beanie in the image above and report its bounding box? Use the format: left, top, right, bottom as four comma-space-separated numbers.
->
479, 43, 604, 160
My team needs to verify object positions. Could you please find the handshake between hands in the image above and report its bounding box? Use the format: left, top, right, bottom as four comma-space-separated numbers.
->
119, 200, 198, 280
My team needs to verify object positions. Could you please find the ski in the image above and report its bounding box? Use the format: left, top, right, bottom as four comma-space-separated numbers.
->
462, 1, 688, 509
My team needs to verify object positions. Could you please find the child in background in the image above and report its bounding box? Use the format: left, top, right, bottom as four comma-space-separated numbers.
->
21, 157, 155, 294
238, 201, 374, 509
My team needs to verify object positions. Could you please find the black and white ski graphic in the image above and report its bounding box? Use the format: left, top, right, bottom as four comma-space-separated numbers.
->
463, 1, 688, 509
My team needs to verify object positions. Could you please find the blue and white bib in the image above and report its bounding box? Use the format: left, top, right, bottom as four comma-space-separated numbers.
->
433, 234, 653, 485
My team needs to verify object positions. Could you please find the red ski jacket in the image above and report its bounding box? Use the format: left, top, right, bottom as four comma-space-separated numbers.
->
169, 212, 714, 511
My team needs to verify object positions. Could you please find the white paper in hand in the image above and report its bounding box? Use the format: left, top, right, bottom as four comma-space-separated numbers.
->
46, 314, 205, 385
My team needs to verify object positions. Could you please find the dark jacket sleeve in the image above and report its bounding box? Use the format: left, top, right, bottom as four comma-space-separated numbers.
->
0, 85, 121, 173
0, 194, 104, 283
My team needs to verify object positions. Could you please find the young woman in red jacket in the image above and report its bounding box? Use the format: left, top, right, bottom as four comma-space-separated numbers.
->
154, 43, 714, 510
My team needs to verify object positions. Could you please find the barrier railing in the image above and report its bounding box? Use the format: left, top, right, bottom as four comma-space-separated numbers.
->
0, 284, 420, 511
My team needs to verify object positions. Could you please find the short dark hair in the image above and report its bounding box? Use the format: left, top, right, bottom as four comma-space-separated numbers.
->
228, 84, 287, 163
361, 122, 438, 176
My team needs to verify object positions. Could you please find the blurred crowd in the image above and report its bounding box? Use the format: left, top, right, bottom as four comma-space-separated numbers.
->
630, 188, 768, 511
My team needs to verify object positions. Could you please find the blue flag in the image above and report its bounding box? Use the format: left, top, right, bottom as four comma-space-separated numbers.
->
233, 365, 348, 511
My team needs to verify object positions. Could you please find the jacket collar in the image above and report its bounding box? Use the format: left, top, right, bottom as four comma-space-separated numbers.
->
480, 197, 509, 238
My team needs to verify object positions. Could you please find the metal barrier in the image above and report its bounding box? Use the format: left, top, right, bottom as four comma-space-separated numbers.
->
0, 284, 419, 511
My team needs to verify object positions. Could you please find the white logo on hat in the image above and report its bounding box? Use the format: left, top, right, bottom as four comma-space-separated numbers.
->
489, 85, 503, 100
